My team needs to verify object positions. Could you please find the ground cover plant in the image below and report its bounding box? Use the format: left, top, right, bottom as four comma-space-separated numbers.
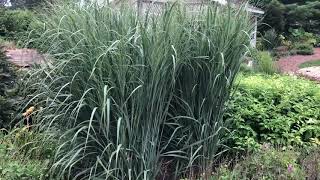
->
299, 59, 320, 69
225, 74, 320, 151
0, 127, 57, 179
23, 2, 253, 179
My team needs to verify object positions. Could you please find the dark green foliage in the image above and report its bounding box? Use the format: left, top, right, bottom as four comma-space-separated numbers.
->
10, 0, 48, 9
286, 1, 320, 34
261, 0, 286, 32
249, 0, 272, 8
250, 0, 314, 6
262, 29, 281, 50
0, 46, 16, 129
257, 0, 320, 34
287, 28, 317, 55
225, 74, 320, 151
0, 8, 34, 44
295, 43, 314, 55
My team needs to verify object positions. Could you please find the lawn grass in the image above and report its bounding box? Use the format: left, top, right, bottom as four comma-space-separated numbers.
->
299, 59, 320, 68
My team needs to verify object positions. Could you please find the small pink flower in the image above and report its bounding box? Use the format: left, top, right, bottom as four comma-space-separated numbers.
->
287, 164, 294, 173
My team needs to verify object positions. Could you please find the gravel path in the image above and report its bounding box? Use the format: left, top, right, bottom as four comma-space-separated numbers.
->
277, 48, 320, 73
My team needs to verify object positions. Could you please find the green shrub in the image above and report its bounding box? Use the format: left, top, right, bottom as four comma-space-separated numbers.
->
225, 74, 320, 151
289, 28, 318, 46
252, 51, 277, 74
212, 148, 306, 180
262, 29, 281, 50
286, 2, 320, 34
315, 34, 320, 47
295, 43, 314, 55
0, 154, 49, 180
24, 3, 252, 179
0, 8, 34, 45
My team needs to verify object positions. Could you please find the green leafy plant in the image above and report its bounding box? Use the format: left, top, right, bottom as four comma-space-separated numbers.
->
289, 28, 318, 47
1, 127, 57, 160
225, 74, 320, 151
295, 43, 314, 55
24, 3, 252, 179
0, 129, 57, 180
0, 156, 49, 180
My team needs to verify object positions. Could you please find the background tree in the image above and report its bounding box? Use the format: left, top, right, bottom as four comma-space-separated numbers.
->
260, 0, 286, 32
250, 0, 320, 34
286, 1, 320, 34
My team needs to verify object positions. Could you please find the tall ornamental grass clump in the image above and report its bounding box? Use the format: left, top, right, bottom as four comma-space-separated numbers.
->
24, 2, 252, 179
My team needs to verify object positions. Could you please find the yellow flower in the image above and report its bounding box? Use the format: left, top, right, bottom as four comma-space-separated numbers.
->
23, 106, 35, 117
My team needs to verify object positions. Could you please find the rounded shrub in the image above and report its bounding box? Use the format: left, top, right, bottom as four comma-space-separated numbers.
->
295, 43, 314, 55
255, 51, 278, 74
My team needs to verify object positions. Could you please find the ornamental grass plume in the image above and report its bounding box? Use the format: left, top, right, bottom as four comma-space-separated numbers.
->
24, 2, 252, 179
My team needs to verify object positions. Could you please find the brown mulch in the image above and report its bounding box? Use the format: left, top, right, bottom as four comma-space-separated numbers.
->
277, 48, 320, 73
5, 48, 44, 68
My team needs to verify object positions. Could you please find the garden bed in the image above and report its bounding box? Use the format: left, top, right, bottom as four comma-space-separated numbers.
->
277, 48, 320, 73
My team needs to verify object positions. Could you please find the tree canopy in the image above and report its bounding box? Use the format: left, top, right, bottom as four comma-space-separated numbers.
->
253, 0, 320, 34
